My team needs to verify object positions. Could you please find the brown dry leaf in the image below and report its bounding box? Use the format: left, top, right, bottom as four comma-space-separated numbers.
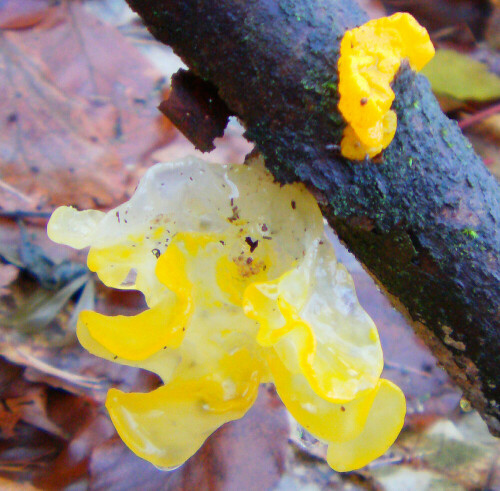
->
0, 339, 159, 404
0, 359, 63, 481
0, 0, 53, 30
0, 421, 63, 481
0, 265, 18, 297
463, 113, 500, 178
13, 0, 173, 168
164, 386, 289, 491
0, 0, 173, 211
0, 405, 21, 440
34, 403, 113, 489
4, 386, 67, 440
0, 29, 123, 211
89, 436, 170, 491
0, 354, 112, 487
89, 387, 289, 491
0, 1, 491, 488
485, 2, 500, 49
0, 357, 24, 393
0, 359, 64, 440
0, 287, 139, 403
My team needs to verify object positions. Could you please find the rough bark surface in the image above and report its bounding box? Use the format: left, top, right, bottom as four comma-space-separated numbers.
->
125, 0, 500, 434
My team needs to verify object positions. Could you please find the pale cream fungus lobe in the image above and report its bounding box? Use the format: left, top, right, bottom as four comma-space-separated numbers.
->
48, 156, 405, 472
338, 13, 435, 160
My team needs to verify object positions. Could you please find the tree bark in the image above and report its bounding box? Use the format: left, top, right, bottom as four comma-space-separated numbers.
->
125, 0, 500, 435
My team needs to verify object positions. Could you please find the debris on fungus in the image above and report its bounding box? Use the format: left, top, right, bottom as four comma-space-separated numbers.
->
47, 156, 405, 472
338, 13, 435, 160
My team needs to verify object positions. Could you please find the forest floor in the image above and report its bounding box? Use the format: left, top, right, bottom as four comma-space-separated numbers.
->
0, 0, 499, 489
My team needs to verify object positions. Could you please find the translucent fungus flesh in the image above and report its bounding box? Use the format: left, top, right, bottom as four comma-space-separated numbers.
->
338, 12, 435, 160
48, 156, 406, 471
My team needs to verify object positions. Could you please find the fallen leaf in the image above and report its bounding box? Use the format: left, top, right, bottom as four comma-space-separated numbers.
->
422, 49, 500, 101
16, 222, 87, 289
0, 0, 53, 30
0, 422, 62, 481
4, 386, 67, 439
0, 359, 64, 439
0, 0, 174, 211
11, 0, 174, 171
67, 276, 95, 329
0, 33, 123, 210
0, 341, 159, 404
463, 113, 500, 178
0, 357, 24, 395
164, 386, 289, 491
0, 265, 18, 297
0, 264, 160, 402
0, 406, 21, 440
485, 3, 500, 50
89, 436, 169, 491
89, 387, 288, 491
33, 399, 111, 489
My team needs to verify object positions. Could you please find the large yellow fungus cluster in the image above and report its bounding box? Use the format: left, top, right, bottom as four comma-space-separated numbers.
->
48, 156, 405, 472
338, 13, 435, 160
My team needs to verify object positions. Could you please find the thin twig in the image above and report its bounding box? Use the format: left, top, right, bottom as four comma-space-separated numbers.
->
0, 210, 52, 220
384, 360, 434, 378
459, 102, 500, 130
0, 180, 33, 204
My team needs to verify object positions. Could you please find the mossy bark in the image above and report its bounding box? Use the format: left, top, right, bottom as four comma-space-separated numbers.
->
125, 0, 500, 435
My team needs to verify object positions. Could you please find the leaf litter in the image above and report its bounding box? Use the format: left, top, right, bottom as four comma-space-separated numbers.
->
0, 0, 498, 489
0, 0, 174, 212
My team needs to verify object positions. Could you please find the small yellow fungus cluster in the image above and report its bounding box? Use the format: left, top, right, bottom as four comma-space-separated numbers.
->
338, 13, 435, 160
48, 156, 405, 472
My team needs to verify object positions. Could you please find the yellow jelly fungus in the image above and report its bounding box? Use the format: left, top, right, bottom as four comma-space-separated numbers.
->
338, 12, 435, 160
47, 156, 405, 472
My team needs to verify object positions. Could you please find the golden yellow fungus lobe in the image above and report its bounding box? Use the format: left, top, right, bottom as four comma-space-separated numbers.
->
47, 156, 405, 472
338, 13, 435, 160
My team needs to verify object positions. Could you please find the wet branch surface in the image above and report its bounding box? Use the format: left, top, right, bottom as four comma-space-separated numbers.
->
125, 0, 500, 434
